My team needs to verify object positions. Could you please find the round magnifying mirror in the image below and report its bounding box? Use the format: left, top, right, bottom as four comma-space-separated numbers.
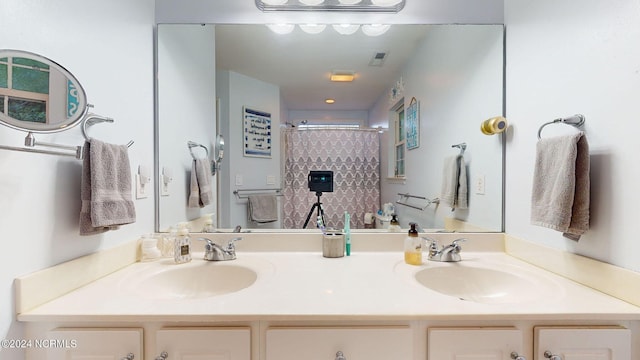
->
0, 49, 88, 133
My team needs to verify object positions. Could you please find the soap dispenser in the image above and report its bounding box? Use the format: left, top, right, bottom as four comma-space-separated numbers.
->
388, 214, 401, 232
174, 227, 192, 264
404, 222, 422, 265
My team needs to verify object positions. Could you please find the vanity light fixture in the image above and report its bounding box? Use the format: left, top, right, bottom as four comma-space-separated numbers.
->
267, 24, 295, 34
299, 23, 327, 34
330, 71, 355, 82
361, 24, 391, 36
255, 0, 405, 13
332, 24, 360, 35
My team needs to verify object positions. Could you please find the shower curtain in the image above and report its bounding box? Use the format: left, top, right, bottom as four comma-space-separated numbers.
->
282, 128, 380, 230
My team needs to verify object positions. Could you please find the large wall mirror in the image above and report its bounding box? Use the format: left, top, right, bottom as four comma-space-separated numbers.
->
156, 23, 504, 233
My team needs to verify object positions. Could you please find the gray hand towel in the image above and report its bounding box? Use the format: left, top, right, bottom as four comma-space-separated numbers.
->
531, 132, 590, 240
440, 154, 468, 210
248, 194, 278, 223
188, 158, 213, 208
80, 139, 136, 235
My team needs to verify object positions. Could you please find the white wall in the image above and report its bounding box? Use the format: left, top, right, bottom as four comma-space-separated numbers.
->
373, 25, 504, 231
217, 71, 281, 229
157, 24, 217, 231
0, 0, 155, 359
504, 0, 640, 272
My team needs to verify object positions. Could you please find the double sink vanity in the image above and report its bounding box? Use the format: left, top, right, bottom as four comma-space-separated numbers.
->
16, 232, 640, 359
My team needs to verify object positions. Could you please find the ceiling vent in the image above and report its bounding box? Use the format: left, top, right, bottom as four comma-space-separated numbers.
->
369, 51, 388, 66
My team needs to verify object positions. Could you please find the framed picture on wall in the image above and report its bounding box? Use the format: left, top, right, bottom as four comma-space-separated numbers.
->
406, 97, 420, 150
243, 106, 272, 158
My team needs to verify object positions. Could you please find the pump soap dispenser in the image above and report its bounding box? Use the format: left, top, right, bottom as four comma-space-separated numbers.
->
404, 222, 422, 265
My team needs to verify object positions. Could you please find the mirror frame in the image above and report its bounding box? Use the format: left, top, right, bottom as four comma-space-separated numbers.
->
0, 49, 88, 133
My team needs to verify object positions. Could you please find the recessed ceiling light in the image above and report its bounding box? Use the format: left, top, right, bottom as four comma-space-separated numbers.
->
325, 98, 336, 104
330, 71, 355, 82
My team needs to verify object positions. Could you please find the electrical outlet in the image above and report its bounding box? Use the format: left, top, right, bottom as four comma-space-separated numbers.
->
136, 174, 149, 199
474, 175, 486, 195
266, 175, 276, 185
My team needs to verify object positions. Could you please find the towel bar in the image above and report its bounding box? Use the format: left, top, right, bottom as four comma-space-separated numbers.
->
234, 188, 283, 199
537, 114, 585, 139
396, 193, 440, 211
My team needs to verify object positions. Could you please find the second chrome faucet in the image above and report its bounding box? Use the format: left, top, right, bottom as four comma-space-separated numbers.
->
198, 237, 241, 261
422, 237, 467, 262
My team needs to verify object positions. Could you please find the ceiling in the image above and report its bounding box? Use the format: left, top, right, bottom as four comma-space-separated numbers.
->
215, 24, 430, 111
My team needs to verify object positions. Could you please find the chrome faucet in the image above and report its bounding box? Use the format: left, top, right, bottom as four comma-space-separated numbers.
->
423, 237, 467, 262
198, 237, 241, 261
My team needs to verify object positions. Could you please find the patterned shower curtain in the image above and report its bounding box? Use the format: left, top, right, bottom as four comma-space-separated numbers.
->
282, 128, 380, 230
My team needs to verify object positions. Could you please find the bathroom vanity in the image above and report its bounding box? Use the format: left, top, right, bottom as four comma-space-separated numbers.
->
15, 233, 640, 359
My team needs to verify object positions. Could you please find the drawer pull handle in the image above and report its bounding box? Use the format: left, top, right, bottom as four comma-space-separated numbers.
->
155, 351, 168, 360
544, 351, 562, 360
510, 352, 526, 360
335, 351, 346, 360
121, 354, 134, 360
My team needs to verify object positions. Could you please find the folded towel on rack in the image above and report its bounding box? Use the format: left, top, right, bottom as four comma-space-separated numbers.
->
440, 154, 468, 210
248, 194, 278, 223
531, 132, 590, 240
80, 139, 136, 235
188, 158, 213, 208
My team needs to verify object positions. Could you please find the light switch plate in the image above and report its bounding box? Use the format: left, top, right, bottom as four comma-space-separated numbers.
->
135, 174, 149, 199
235, 174, 243, 186
266, 175, 276, 185
474, 175, 486, 195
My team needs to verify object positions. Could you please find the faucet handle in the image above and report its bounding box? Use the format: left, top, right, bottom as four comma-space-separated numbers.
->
421, 237, 439, 251
451, 238, 467, 245
226, 236, 242, 250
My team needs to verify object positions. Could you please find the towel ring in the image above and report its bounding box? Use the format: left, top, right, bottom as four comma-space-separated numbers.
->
187, 141, 209, 159
82, 114, 134, 147
537, 114, 585, 140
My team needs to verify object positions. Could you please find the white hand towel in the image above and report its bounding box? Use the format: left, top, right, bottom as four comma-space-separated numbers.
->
80, 139, 136, 235
531, 132, 590, 240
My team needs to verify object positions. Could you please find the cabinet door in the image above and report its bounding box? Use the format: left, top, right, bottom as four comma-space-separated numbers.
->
46, 328, 142, 360
266, 326, 411, 360
535, 326, 631, 360
155, 327, 250, 360
428, 327, 523, 360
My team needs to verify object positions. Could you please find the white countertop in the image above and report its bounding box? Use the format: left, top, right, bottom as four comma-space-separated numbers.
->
18, 251, 640, 322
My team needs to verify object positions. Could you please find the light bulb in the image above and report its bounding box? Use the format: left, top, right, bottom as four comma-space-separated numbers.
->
370, 0, 402, 5
261, 0, 289, 4
338, 0, 363, 4
361, 24, 391, 36
299, 0, 325, 5
267, 24, 295, 34
332, 24, 360, 35
299, 24, 326, 34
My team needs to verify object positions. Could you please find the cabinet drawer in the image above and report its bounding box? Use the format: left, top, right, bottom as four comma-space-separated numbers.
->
428, 327, 523, 360
535, 326, 631, 360
46, 327, 143, 360
266, 326, 411, 360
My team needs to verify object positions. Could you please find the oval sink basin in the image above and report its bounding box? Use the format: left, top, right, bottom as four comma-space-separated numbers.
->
414, 264, 560, 304
123, 262, 258, 300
